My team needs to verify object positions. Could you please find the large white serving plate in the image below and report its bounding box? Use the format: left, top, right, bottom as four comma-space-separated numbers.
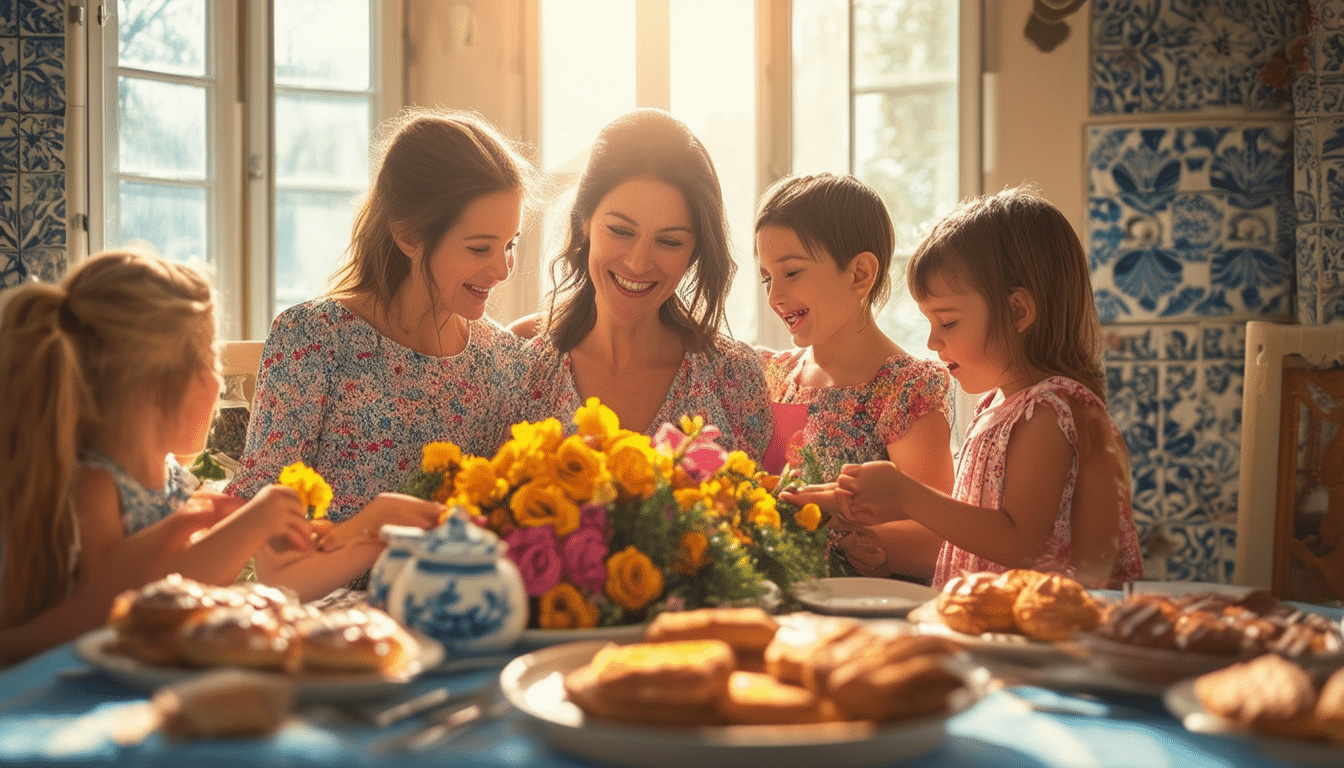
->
500, 638, 978, 768
792, 577, 938, 618
906, 600, 1073, 664
1165, 679, 1344, 765
74, 626, 443, 703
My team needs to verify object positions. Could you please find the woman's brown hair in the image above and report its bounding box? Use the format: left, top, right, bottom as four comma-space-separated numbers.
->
0, 248, 216, 627
544, 109, 734, 354
330, 108, 540, 318
906, 185, 1106, 402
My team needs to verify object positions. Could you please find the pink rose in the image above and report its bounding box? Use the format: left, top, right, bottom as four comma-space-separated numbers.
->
579, 502, 608, 533
505, 526, 563, 597
561, 526, 608, 593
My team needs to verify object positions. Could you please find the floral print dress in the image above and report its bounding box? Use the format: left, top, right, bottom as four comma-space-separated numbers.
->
228, 298, 529, 522
83, 450, 198, 534
932, 375, 1144, 589
511, 333, 773, 462
756, 348, 953, 474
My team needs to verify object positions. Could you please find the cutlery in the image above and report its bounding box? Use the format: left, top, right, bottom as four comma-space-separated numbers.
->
372, 682, 510, 752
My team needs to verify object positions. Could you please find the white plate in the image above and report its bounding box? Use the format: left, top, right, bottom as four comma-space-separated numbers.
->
500, 639, 976, 768
74, 626, 444, 703
792, 578, 938, 618
516, 623, 646, 650
1164, 679, 1344, 765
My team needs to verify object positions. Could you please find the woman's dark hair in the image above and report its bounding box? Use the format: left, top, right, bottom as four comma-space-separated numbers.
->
545, 109, 733, 354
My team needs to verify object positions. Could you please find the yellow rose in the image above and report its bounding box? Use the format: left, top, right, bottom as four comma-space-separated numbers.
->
511, 418, 564, 455
277, 461, 332, 520
553, 435, 610, 502
747, 497, 781, 529
538, 582, 601, 629
421, 441, 462, 474
794, 502, 822, 532
606, 433, 659, 499
722, 450, 756, 478
673, 531, 710, 576
454, 456, 508, 506
490, 439, 520, 479
605, 546, 664, 611
510, 479, 581, 537
573, 397, 621, 445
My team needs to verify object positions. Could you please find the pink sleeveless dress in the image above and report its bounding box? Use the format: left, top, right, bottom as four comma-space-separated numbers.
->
932, 376, 1143, 589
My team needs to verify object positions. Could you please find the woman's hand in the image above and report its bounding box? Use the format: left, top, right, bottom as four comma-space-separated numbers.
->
836, 527, 889, 576
830, 461, 911, 527
315, 493, 444, 551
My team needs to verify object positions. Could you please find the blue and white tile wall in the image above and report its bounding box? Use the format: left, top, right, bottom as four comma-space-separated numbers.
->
0, 0, 66, 288
1088, 0, 1344, 583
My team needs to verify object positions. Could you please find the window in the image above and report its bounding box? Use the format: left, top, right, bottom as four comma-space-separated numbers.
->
81, 0, 398, 338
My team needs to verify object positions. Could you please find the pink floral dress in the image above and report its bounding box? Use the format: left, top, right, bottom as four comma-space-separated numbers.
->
511, 333, 773, 461
228, 299, 529, 522
932, 376, 1143, 589
756, 348, 953, 474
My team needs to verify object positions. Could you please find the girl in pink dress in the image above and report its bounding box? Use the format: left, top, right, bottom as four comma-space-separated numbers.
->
755, 174, 954, 582
784, 186, 1142, 589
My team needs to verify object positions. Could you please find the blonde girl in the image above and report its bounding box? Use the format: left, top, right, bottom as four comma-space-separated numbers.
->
756, 173, 954, 581
784, 186, 1143, 588
0, 249, 315, 664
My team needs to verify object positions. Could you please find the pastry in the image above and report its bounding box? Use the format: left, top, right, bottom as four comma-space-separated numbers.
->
177, 605, 300, 673
295, 606, 415, 674
562, 662, 721, 726
1094, 594, 1179, 649
763, 615, 862, 685
153, 668, 295, 739
935, 572, 1017, 635
645, 607, 780, 653
581, 639, 736, 706
715, 670, 841, 725
827, 648, 965, 722
1193, 653, 1317, 727
1011, 572, 1100, 641
798, 624, 885, 694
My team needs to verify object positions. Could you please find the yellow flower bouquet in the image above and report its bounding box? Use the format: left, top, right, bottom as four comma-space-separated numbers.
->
400, 398, 829, 629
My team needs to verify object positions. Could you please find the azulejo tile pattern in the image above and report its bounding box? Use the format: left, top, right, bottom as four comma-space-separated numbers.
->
1090, 0, 1300, 115
1087, 122, 1296, 324
1104, 323, 1246, 582
0, 0, 63, 288
1294, 3, 1344, 323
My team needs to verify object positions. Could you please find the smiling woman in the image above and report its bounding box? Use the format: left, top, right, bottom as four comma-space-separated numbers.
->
508, 109, 771, 459
224, 108, 541, 598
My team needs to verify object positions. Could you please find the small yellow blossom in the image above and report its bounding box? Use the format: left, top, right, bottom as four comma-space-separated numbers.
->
421, 441, 462, 474
678, 413, 705, 437
277, 461, 332, 520
722, 451, 756, 478
573, 397, 621, 446
673, 531, 710, 576
794, 503, 822, 531
747, 497, 781, 529
454, 456, 508, 507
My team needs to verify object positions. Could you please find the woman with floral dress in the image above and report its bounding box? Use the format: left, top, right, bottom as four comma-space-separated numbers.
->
228, 108, 540, 595
508, 109, 771, 459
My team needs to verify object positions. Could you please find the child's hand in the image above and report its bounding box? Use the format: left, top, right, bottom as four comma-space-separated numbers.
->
833, 461, 910, 527
779, 481, 845, 512
240, 484, 317, 552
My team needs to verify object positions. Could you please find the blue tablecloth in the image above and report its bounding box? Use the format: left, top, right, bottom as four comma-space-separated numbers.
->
2, 637, 1336, 768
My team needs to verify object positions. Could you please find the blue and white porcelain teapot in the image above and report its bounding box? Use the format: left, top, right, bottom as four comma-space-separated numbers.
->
374, 508, 527, 656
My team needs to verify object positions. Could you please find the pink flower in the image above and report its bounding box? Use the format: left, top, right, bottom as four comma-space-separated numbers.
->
505, 526, 563, 597
579, 502, 608, 533
654, 421, 728, 482
561, 526, 608, 593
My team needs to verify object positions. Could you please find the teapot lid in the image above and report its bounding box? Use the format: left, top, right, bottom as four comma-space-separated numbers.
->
415, 506, 504, 563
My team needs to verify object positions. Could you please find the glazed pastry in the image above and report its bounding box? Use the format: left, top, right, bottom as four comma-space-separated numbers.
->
935, 572, 1018, 635
1011, 573, 1100, 642
1094, 594, 1180, 648
296, 606, 414, 674
715, 671, 841, 725
177, 606, 300, 673
581, 639, 736, 706
827, 649, 964, 722
1193, 653, 1317, 727
764, 615, 862, 685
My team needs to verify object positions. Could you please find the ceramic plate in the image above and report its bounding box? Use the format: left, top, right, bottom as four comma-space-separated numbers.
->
499, 639, 981, 768
1164, 679, 1344, 765
792, 578, 938, 618
74, 626, 444, 703
516, 624, 646, 651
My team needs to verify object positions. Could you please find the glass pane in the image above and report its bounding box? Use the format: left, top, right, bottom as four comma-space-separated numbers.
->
854, 89, 957, 252
118, 77, 207, 179
670, 0, 757, 342
117, 181, 207, 266
853, 0, 957, 88
274, 188, 364, 315
539, 0, 636, 175
875, 259, 936, 362
792, 0, 850, 174
275, 93, 371, 186
274, 0, 371, 89
118, 0, 206, 77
